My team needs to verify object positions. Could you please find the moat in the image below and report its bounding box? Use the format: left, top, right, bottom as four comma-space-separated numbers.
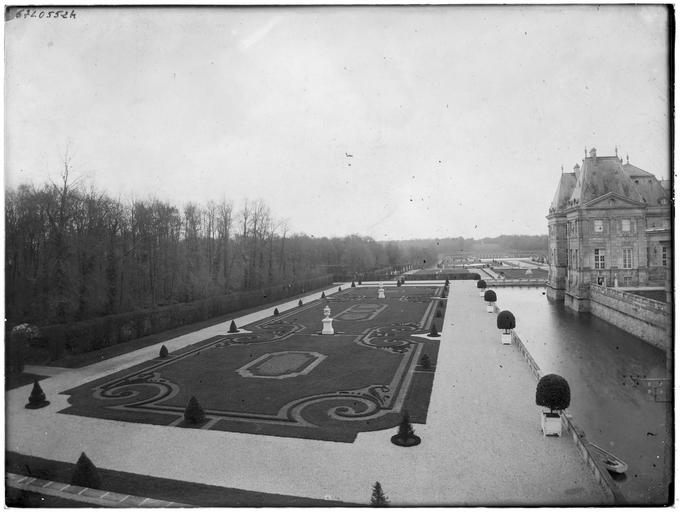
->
496, 287, 669, 504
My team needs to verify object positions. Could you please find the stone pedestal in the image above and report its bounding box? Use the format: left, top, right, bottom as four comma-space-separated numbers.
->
378, 282, 385, 299
322, 304, 334, 335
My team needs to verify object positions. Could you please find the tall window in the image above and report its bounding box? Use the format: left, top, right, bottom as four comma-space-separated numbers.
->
622, 248, 633, 269
621, 219, 630, 232
594, 249, 606, 269
662, 246, 668, 266
594, 219, 604, 233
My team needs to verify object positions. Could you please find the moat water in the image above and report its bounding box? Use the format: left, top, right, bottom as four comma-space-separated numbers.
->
494, 287, 670, 505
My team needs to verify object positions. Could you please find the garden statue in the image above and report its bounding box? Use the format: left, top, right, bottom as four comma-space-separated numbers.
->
378, 282, 385, 299
322, 304, 334, 335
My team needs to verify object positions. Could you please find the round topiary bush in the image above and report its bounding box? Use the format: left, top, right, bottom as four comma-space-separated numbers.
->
476, 279, 487, 290
26, 379, 49, 409
484, 290, 497, 302
159, 345, 169, 358
184, 396, 206, 424
536, 374, 571, 413
71, 452, 102, 489
496, 310, 516, 333
228, 320, 239, 333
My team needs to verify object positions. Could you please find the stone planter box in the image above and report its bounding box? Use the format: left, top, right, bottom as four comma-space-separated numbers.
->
541, 412, 562, 436
486, 304, 495, 313
501, 332, 512, 345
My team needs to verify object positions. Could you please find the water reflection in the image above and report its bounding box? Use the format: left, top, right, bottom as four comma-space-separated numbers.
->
494, 287, 670, 505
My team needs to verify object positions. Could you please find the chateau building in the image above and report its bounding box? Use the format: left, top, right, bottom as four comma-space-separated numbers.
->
546, 147, 671, 311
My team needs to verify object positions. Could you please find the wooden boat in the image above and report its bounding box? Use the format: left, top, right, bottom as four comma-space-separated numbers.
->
589, 442, 629, 474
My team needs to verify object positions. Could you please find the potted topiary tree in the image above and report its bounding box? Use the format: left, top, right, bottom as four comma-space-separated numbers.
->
484, 289, 497, 313
496, 310, 515, 345
535, 374, 571, 436
477, 279, 487, 297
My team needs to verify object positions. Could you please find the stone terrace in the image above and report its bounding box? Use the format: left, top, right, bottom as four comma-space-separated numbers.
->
6, 282, 610, 506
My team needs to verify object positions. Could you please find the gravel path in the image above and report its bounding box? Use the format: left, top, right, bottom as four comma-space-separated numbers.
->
6, 281, 610, 506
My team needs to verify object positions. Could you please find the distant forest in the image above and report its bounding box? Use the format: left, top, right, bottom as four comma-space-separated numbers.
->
5, 168, 546, 327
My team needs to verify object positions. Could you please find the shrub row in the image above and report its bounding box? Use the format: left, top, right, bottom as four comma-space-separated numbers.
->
405, 272, 480, 281
32, 274, 333, 360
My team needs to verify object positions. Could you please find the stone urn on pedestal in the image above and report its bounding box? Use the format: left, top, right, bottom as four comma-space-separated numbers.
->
321, 304, 334, 335
496, 310, 515, 345
378, 282, 385, 299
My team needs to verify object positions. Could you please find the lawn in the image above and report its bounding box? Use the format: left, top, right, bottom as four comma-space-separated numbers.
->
60, 286, 444, 443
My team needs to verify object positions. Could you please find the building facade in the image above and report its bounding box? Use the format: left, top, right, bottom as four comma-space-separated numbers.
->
546, 148, 671, 311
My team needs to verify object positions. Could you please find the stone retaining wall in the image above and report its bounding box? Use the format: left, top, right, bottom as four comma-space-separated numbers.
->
589, 284, 671, 353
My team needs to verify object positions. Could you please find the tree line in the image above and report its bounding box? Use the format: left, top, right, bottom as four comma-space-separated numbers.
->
5, 166, 435, 327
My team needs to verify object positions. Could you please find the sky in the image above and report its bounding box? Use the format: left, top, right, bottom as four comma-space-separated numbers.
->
4, 5, 671, 240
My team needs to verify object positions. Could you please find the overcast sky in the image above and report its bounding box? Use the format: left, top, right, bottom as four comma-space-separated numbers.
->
5, 5, 671, 240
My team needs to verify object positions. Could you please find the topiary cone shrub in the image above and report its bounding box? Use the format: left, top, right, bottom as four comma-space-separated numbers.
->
370, 481, 389, 507
298, 299, 303, 307
71, 452, 102, 489
25, 379, 49, 409
351, 281, 356, 288
484, 290, 497, 303
184, 396, 206, 425
427, 324, 439, 337
445, 278, 450, 286
358, 280, 362, 285
496, 310, 516, 334
536, 374, 571, 414
274, 307, 280, 316
321, 291, 326, 299
228, 320, 239, 333
435, 309, 442, 318
390, 410, 421, 447
419, 354, 432, 370
338, 286, 342, 292
396, 280, 402, 287
159, 345, 169, 358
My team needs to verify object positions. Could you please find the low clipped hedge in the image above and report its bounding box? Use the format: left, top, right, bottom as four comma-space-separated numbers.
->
33, 275, 333, 360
